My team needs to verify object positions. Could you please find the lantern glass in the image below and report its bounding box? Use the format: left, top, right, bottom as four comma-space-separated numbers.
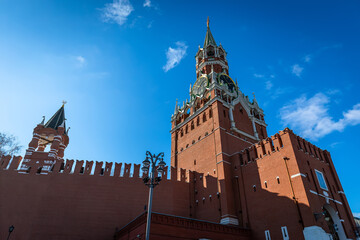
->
157, 166, 164, 174
158, 159, 166, 167
141, 166, 149, 173
142, 158, 150, 167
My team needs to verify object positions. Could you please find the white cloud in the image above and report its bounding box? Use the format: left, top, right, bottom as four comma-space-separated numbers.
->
253, 73, 265, 78
303, 54, 312, 63
291, 64, 303, 77
265, 80, 273, 90
101, 0, 134, 26
76, 56, 85, 64
280, 93, 360, 140
354, 212, 360, 218
147, 20, 153, 29
74, 56, 86, 68
163, 42, 188, 72
143, 0, 151, 7
253, 73, 275, 90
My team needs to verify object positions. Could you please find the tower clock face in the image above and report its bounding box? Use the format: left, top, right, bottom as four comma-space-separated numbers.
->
192, 76, 208, 96
217, 73, 236, 92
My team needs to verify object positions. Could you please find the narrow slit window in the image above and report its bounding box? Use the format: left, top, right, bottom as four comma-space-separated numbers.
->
281, 226, 289, 240
265, 230, 271, 240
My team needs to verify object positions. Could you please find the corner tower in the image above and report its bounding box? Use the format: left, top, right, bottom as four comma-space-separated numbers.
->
19, 104, 69, 174
170, 19, 268, 226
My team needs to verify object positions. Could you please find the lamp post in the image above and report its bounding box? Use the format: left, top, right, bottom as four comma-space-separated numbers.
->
141, 151, 166, 240
7, 225, 14, 240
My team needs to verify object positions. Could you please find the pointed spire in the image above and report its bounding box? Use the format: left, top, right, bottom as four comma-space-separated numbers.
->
40, 116, 45, 125
44, 104, 67, 134
252, 92, 259, 105
174, 99, 179, 114
203, 17, 217, 47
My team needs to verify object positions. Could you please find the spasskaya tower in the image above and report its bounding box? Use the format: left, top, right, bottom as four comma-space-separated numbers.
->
170, 18, 268, 225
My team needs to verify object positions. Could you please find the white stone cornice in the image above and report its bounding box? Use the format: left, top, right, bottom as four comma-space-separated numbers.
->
291, 173, 307, 178
197, 60, 228, 73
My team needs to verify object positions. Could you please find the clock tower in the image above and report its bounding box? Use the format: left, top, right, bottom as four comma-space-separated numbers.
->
170, 19, 268, 226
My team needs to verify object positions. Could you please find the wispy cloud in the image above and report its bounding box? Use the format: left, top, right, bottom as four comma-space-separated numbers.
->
303, 54, 312, 63
354, 212, 360, 218
253, 73, 265, 78
143, 0, 151, 7
76, 56, 85, 64
302, 44, 342, 64
101, 0, 134, 26
265, 80, 273, 90
253, 73, 275, 90
73, 56, 86, 68
280, 93, 360, 140
147, 20, 153, 28
291, 64, 303, 77
163, 42, 188, 72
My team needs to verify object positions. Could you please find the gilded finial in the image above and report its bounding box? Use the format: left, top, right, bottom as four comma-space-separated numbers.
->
207, 17, 209, 28
62, 100, 67, 107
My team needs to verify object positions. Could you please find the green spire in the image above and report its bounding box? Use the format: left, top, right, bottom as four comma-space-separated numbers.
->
203, 17, 217, 47
44, 104, 66, 133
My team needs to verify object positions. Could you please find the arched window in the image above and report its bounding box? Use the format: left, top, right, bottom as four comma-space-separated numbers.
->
209, 109, 213, 118
191, 121, 194, 130
203, 113, 207, 122
219, 49, 225, 59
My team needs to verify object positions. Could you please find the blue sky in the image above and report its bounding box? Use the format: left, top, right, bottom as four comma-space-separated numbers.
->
0, 0, 359, 215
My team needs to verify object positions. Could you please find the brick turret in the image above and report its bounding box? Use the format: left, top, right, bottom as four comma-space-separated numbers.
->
19, 104, 69, 174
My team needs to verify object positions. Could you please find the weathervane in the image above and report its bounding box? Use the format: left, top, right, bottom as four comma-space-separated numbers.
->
62, 100, 67, 107
207, 16, 209, 27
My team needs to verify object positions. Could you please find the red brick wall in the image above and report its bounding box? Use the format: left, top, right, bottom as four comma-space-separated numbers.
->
0, 161, 192, 240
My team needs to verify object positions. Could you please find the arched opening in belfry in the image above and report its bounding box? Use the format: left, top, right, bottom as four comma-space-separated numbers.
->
206, 46, 214, 57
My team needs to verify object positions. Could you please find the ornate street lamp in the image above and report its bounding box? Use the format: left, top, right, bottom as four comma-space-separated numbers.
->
141, 151, 166, 240
7, 225, 14, 240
